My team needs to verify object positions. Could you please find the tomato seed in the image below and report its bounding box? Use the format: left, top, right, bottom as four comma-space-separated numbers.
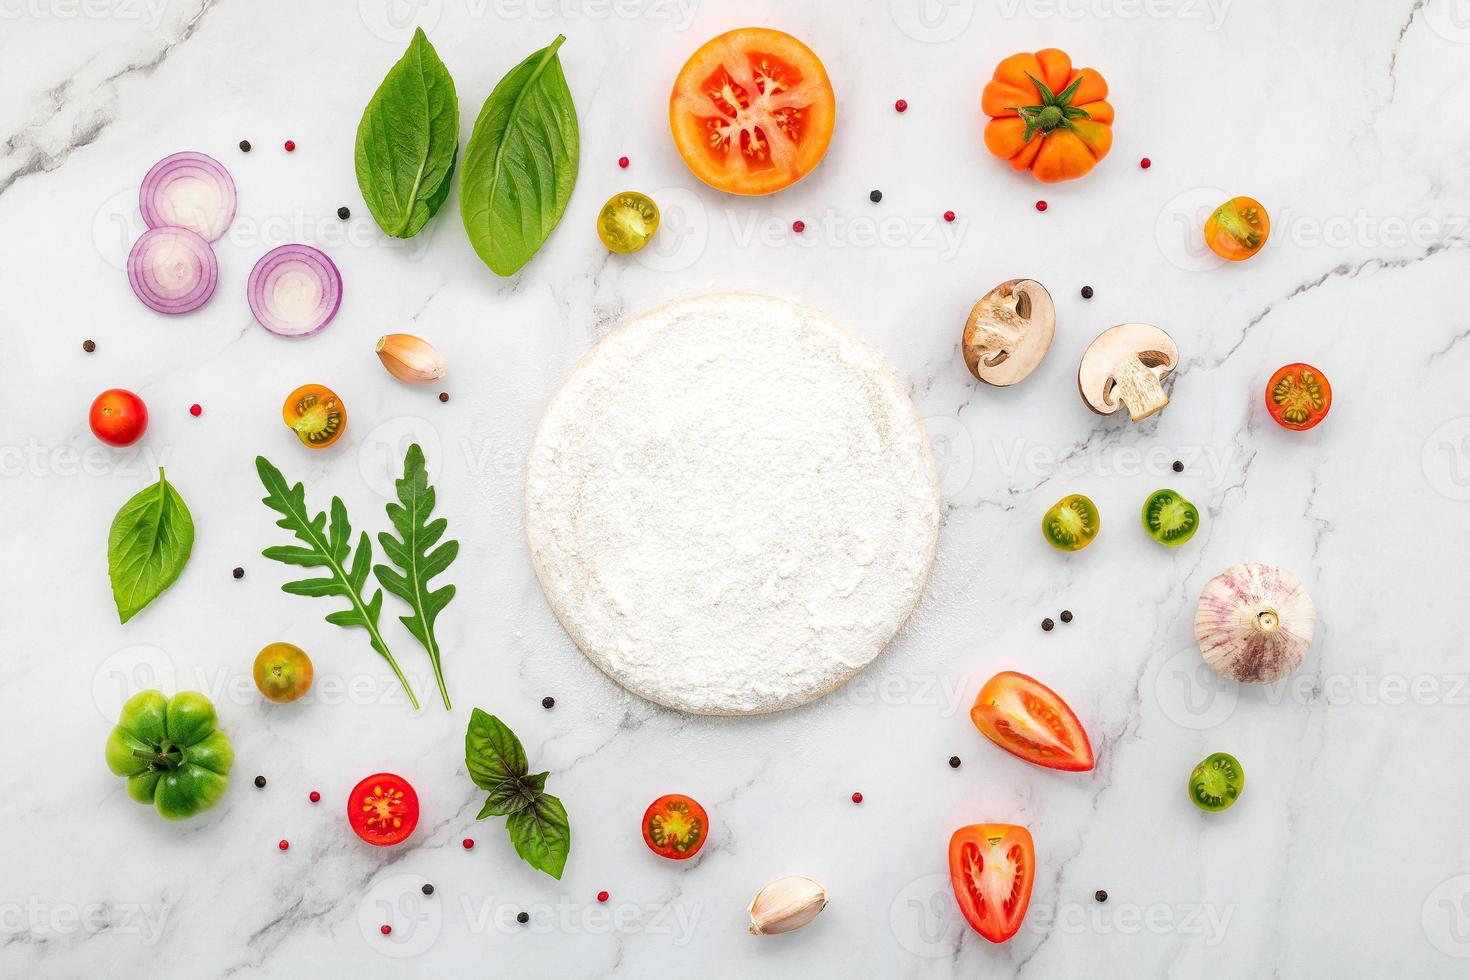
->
284, 140, 296, 152
618, 156, 629, 169
894, 99, 908, 112
189, 404, 202, 417
380, 924, 392, 935
83, 339, 96, 352
943, 210, 955, 222
597, 891, 609, 903
1060, 610, 1073, 624
948, 756, 961, 768
462, 838, 474, 850
792, 219, 805, 233
1140, 157, 1151, 169
278, 840, 289, 851
851, 792, 863, 804
1080, 285, 1094, 299
1042, 618, 1055, 631
254, 775, 266, 788
1035, 200, 1048, 212
309, 790, 321, 803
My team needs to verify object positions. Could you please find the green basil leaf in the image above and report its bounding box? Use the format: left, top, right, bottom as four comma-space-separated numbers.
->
476, 777, 537, 819
354, 27, 459, 239
465, 708, 528, 788
506, 792, 570, 879
459, 34, 578, 276
108, 469, 194, 623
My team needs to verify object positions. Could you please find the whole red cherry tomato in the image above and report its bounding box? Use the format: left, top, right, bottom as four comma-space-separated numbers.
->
90, 389, 148, 446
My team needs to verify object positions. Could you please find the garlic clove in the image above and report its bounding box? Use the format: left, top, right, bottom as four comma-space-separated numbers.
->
1195, 562, 1316, 683
376, 333, 446, 385
747, 875, 828, 936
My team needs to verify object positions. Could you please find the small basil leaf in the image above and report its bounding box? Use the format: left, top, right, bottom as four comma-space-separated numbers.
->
459, 34, 578, 276
465, 708, 528, 788
108, 469, 194, 623
476, 778, 536, 818
355, 27, 459, 239
506, 792, 570, 880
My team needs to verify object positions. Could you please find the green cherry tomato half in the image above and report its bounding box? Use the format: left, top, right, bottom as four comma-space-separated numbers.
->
1189, 752, 1244, 812
1042, 494, 1100, 551
597, 191, 660, 254
105, 690, 233, 821
1141, 489, 1199, 546
1266, 363, 1332, 430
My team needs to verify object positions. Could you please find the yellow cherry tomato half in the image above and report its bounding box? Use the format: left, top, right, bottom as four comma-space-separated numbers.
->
597, 192, 660, 254
1204, 196, 1270, 261
253, 642, 314, 703
282, 383, 346, 449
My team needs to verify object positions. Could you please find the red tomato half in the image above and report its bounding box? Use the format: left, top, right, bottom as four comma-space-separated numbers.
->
1265, 363, 1331, 431
347, 773, 419, 847
948, 823, 1036, 943
89, 388, 148, 446
970, 671, 1094, 771
641, 794, 708, 860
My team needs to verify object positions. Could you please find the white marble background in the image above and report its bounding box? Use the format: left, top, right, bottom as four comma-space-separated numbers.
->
3, 0, 1469, 976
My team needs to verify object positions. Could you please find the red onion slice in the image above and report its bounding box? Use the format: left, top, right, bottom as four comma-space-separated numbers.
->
127, 226, 219, 315
247, 244, 343, 338
139, 151, 238, 242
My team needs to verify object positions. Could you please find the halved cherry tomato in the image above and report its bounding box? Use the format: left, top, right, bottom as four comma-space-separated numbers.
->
89, 388, 148, 447
1042, 493, 1099, 551
641, 794, 708, 860
971, 671, 1094, 772
1266, 363, 1331, 431
1204, 196, 1270, 261
948, 823, 1035, 943
598, 191, 660, 253
347, 772, 419, 846
281, 383, 346, 449
669, 28, 835, 196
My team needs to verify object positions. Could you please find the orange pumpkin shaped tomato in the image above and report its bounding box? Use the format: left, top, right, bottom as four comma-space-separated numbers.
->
948, 823, 1036, 943
983, 49, 1112, 183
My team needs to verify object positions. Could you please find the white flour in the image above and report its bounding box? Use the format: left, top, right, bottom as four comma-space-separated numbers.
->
525, 294, 941, 715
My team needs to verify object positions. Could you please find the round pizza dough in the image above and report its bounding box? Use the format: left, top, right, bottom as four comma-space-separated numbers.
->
525, 293, 941, 715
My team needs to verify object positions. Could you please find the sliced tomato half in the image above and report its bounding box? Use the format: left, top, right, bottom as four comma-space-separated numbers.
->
669, 28, 836, 196
641, 793, 709, 860
347, 772, 419, 847
948, 823, 1036, 943
970, 671, 1094, 772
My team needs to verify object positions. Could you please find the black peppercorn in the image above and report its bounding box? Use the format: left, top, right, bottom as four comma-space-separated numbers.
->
233, 567, 245, 579
869, 189, 882, 203
254, 775, 266, 788
438, 392, 449, 403
337, 206, 350, 220
239, 140, 251, 152
1172, 460, 1184, 473
1095, 890, 1108, 903
1080, 286, 1094, 299
421, 884, 435, 896
516, 911, 529, 924
82, 339, 96, 352
1042, 618, 1054, 631
1059, 610, 1073, 624
541, 696, 554, 709
948, 756, 961, 769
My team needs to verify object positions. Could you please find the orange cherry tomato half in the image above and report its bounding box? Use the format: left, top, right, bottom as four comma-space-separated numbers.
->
1204, 196, 1270, 261
89, 388, 148, 447
252, 642, 314, 703
669, 28, 835, 196
641, 794, 709, 860
1266, 362, 1332, 430
970, 671, 1094, 772
281, 383, 346, 449
948, 823, 1036, 944
347, 773, 419, 847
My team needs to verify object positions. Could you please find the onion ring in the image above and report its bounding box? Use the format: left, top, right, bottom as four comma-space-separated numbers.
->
246, 244, 343, 338
139, 151, 237, 242
127, 226, 219, 315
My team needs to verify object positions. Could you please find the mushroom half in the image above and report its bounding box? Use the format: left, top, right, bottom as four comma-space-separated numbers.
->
963, 279, 1055, 386
1077, 323, 1179, 421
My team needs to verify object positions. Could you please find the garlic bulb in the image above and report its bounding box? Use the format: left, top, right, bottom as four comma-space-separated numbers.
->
375, 333, 446, 384
1195, 562, 1316, 683
747, 875, 828, 936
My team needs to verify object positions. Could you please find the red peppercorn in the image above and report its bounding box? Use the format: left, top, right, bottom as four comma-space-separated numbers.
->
278, 840, 289, 851
1140, 157, 1152, 169
618, 156, 629, 168
792, 219, 805, 233
851, 792, 863, 804
380, 924, 392, 935
189, 404, 202, 417
597, 891, 609, 903
284, 140, 296, 152
462, 838, 474, 850
308, 791, 320, 803
943, 210, 955, 222
894, 99, 908, 113
1035, 200, 1048, 212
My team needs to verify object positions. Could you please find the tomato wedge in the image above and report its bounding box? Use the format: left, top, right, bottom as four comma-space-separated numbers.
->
641, 794, 708, 860
669, 28, 835, 196
948, 823, 1035, 943
970, 671, 1094, 772
347, 772, 419, 846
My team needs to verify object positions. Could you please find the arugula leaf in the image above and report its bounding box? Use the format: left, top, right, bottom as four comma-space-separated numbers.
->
255, 456, 420, 710
107, 468, 194, 623
465, 709, 570, 878
355, 27, 459, 238
373, 443, 457, 709
459, 34, 579, 276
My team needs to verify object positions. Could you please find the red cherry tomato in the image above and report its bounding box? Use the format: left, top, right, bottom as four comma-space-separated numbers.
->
89, 389, 148, 446
641, 794, 708, 860
948, 823, 1036, 943
347, 773, 419, 846
970, 671, 1094, 771
1265, 363, 1331, 430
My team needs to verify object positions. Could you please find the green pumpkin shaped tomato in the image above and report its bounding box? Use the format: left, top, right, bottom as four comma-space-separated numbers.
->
105, 690, 233, 820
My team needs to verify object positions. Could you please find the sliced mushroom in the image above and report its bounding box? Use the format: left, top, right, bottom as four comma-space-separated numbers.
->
962, 279, 1055, 386
1077, 323, 1179, 421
